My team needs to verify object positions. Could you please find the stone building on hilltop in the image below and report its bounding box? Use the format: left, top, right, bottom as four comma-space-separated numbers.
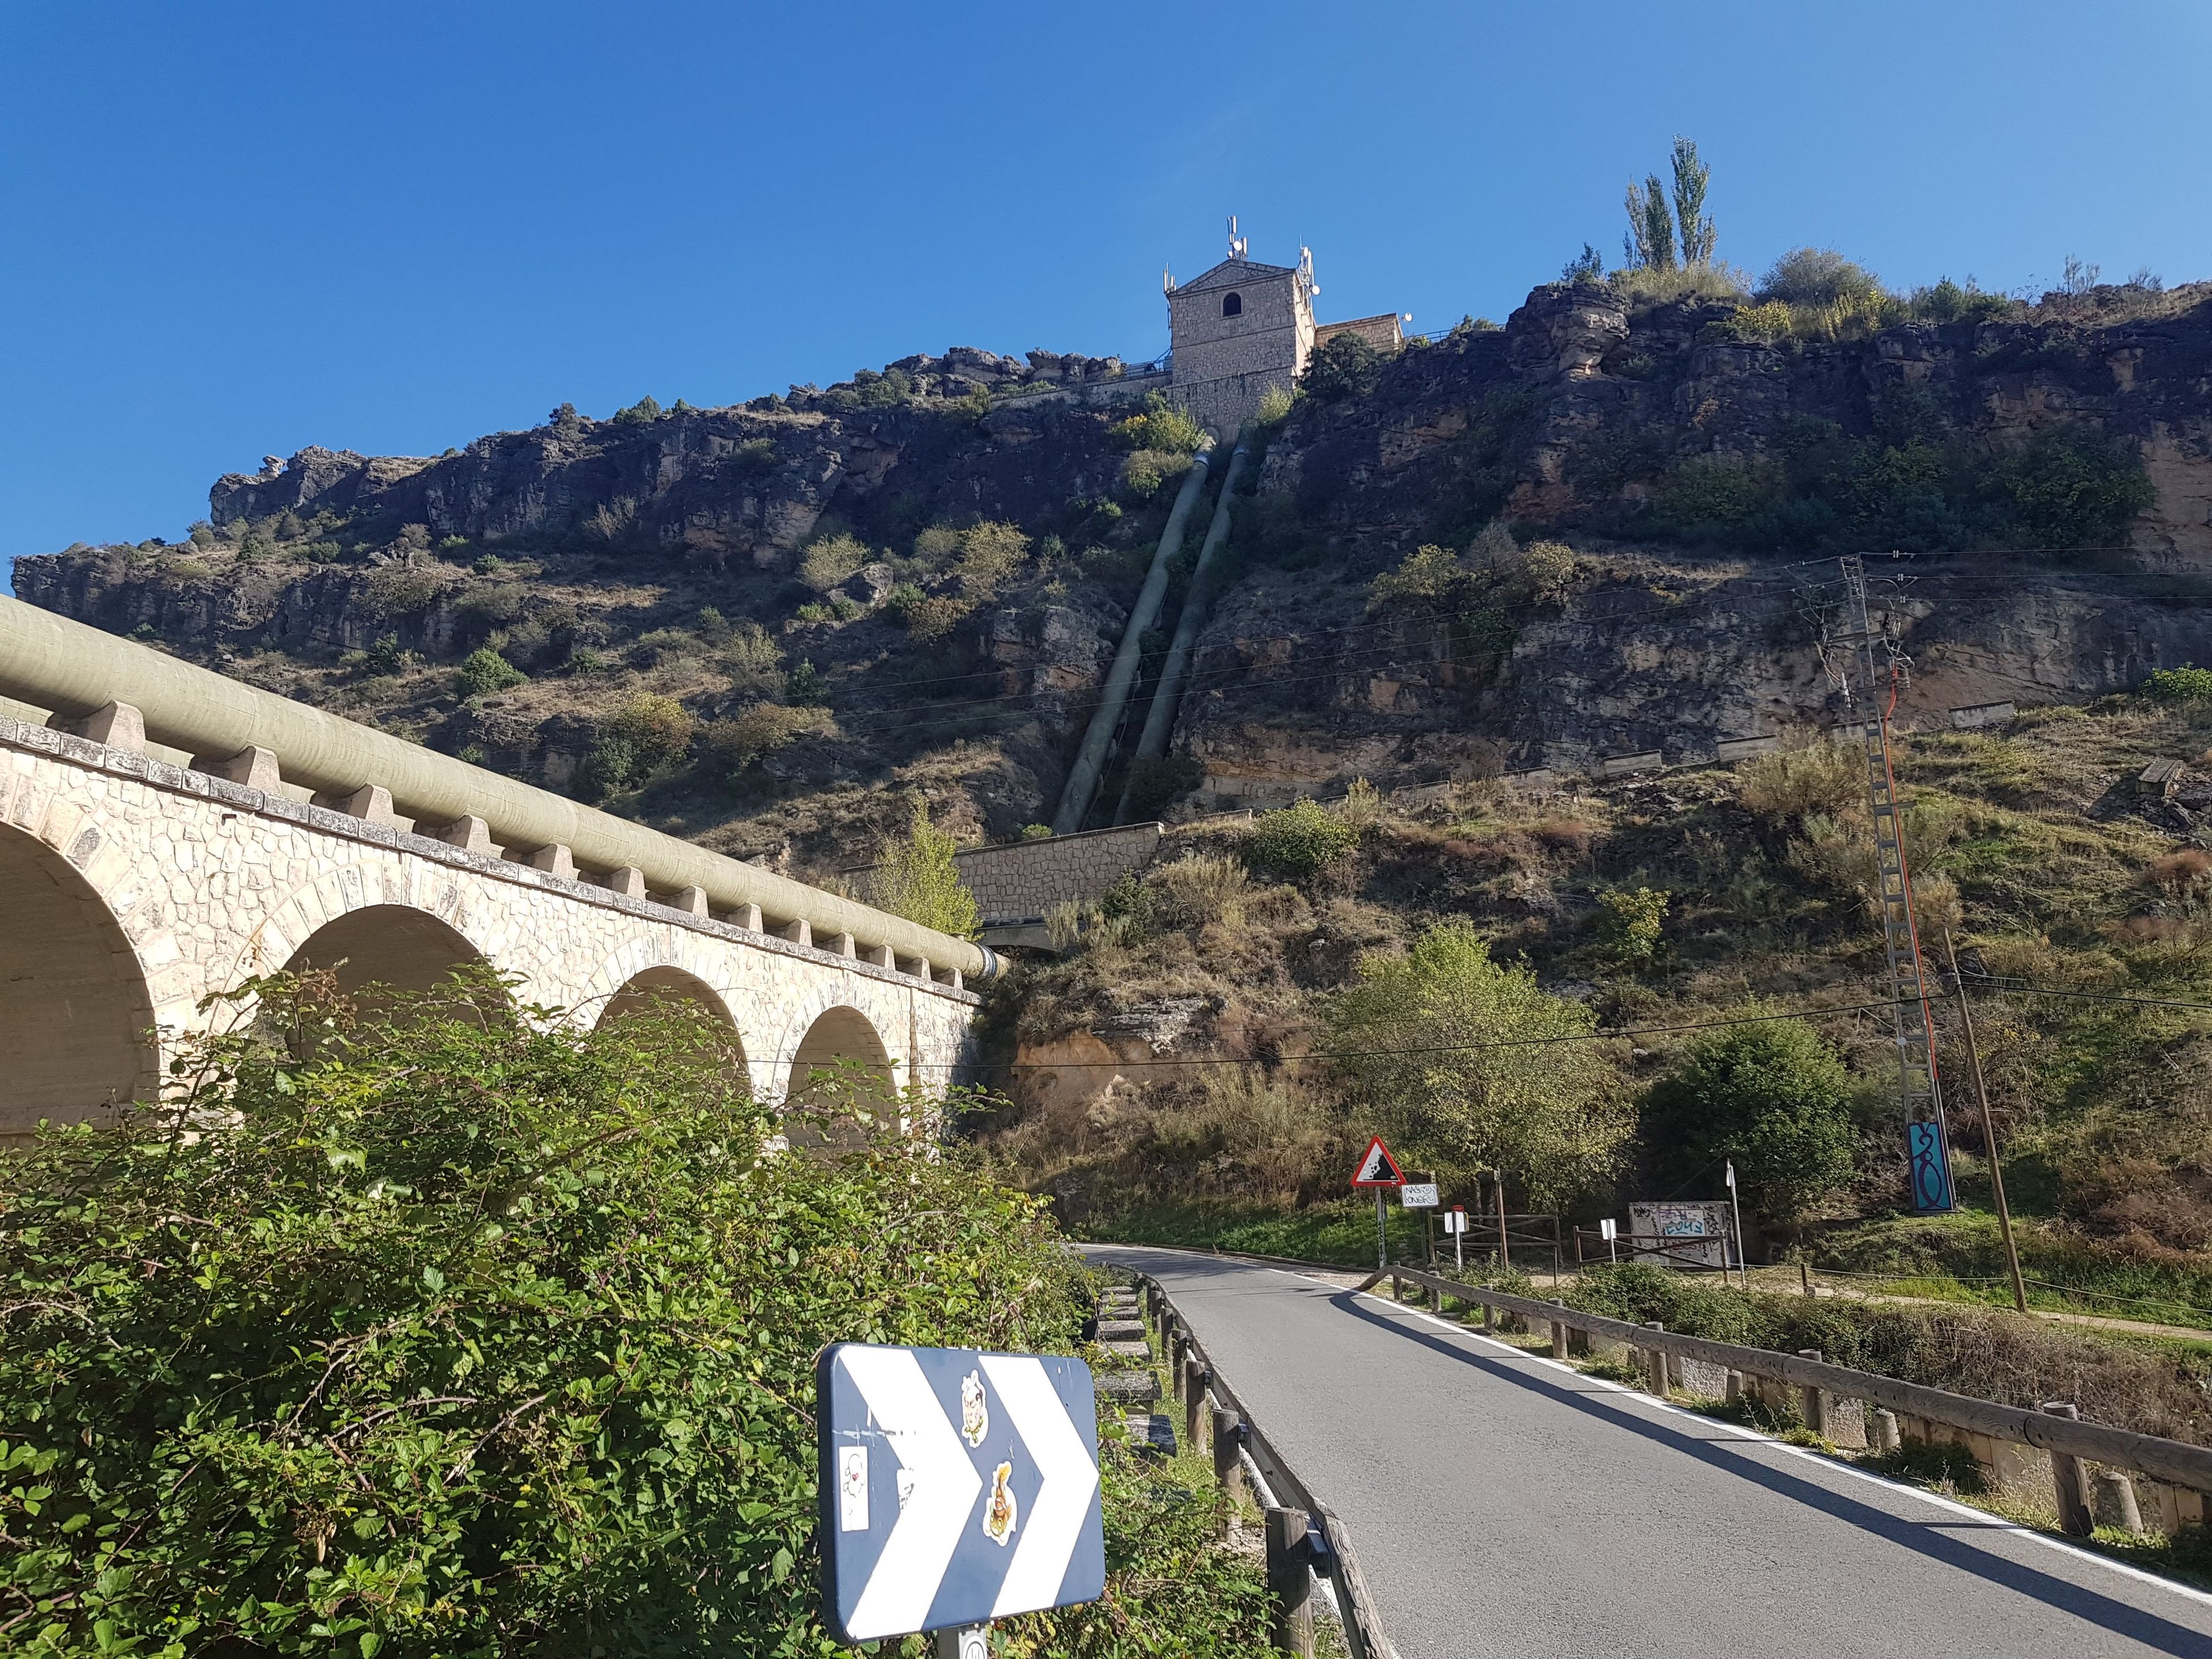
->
1166, 218, 1404, 431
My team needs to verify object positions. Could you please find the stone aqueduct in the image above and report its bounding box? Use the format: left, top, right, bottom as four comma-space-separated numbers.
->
0, 597, 994, 1142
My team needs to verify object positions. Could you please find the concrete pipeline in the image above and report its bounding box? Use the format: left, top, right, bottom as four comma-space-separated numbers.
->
1049, 438, 1216, 834
0, 594, 997, 980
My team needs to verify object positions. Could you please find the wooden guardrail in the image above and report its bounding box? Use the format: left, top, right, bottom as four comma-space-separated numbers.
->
1120, 1271, 1400, 1659
1362, 1262, 2212, 1532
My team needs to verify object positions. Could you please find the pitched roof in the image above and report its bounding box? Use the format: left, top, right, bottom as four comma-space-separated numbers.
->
1172, 257, 1299, 295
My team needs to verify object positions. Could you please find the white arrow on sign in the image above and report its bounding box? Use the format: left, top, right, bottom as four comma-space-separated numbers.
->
843, 1346, 986, 1641
981, 1354, 1099, 1616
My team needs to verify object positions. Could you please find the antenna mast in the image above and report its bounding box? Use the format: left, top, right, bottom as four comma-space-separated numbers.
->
1827, 554, 1956, 1214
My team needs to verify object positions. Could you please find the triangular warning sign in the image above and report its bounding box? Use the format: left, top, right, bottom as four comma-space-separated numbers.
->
1350, 1135, 1404, 1187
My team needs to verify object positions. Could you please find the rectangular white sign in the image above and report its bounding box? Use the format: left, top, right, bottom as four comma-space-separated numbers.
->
1442, 1209, 1467, 1234
1400, 1183, 1440, 1208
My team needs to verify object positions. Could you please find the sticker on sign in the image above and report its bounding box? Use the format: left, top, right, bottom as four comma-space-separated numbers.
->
1399, 1183, 1440, 1208
817, 1344, 1106, 1643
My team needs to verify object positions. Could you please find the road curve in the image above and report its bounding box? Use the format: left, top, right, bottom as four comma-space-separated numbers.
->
1085, 1244, 2212, 1659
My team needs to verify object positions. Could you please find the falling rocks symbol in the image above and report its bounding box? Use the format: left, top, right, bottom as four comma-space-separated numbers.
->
818, 1344, 1106, 1642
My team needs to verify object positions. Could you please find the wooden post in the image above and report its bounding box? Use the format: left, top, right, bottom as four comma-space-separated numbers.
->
1264, 1506, 1315, 1658
1390, 1272, 1402, 1303
1548, 1298, 1569, 1360
1800, 1260, 1811, 1297
1943, 928, 2031, 1315
1481, 1291, 1496, 1335
2043, 1402, 2094, 1536
1798, 1350, 1827, 1435
1643, 1322, 1668, 1396
1184, 1361, 1210, 1453
1212, 1407, 1245, 1508
1494, 1170, 1510, 1268
2093, 1468, 2145, 1534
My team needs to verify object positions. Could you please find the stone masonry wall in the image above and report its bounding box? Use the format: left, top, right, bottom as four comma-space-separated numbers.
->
949, 823, 1164, 923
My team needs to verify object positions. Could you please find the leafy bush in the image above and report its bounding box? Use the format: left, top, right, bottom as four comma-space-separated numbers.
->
1119, 448, 1196, 501
1984, 424, 2154, 551
797, 532, 868, 594
0, 975, 1085, 1658
1107, 392, 1206, 455
579, 692, 695, 797
1758, 248, 1885, 308
2142, 665, 2212, 703
731, 437, 779, 474
610, 392, 662, 423
362, 562, 457, 620
1599, 885, 1669, 965
882, 582, 928, 620
1910, 276, 2016, 327
454, 646, 525, 696
784, 659, 830, 705
1243, 798, 1359, 878
1299, 332, 1384, 402
900, 596, 974, 643
822, 368, 914, 411
1737, 734, 1863, 816
698, 703, 836, 781
1325, 921, 1628, 1205
1653, 453, 1785, 534
1254, 384, 1296, 425
1644, 1017, 1858, 1223
362, 634, 405, 676
869, 800, 980, 939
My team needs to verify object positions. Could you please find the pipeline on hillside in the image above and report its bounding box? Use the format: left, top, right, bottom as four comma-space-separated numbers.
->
1048, 437, 1217, 834
1112, 426, 1251, 825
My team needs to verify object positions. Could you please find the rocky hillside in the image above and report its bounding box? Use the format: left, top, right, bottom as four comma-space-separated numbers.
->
19, 278, 2212, 872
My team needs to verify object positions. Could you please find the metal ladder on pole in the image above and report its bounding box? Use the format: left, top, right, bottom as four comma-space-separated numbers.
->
1834, 555, 1956, 1213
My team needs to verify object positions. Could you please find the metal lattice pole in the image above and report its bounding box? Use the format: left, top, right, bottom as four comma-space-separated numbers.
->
1831, 555, 1956, 1213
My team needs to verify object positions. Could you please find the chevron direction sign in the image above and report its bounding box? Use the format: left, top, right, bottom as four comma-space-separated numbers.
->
817, 1344, 1107, 1643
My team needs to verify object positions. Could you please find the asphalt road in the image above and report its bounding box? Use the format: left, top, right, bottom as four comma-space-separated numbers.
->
1084, 1244, 2212, 1659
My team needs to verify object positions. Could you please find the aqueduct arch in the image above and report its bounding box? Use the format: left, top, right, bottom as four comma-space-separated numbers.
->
0, 821, 158, 1137
282, 903, 485, 1001
596, 965, 750, 1094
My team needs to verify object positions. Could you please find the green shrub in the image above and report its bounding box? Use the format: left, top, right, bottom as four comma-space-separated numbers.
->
1758, 248, 1885, 308
1254, 384, 1296, 425
1299, 332, 1384, 402
882, 581, 928, 620
1243, 798, 1359, 878
698, 703, 835, 781
1107, 392, 1206, 455
579, 692, 695, 798
1599, 885, 1669, 965
785, 659, 830, 705
1984, 423, 2154, 551
732, 437, 779, 474
870, 800, 981, 939
1653, 453, 1785, 533
454, 646, 525, 696
797, 532, 868, 593
2142, 665, 2212, 703
1119, 448, 1196, 501
0, 974, 1083, 1658
1644, 1017, 1858, 1224
611, 392, 662, 424
362, 634, 405, 676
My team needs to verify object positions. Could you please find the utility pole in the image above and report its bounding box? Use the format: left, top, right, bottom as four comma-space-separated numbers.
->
1493, 1170, 1510, 1270
1824, 554, 1956, 1213
1943, 928, 2030, 1313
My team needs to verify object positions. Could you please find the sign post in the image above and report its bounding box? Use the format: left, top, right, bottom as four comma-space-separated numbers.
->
818, 1344, 1106, 1650
1600, 1216, 1618, 1263
1445, 1205, 1468, 1271
1350, 1135, 1406, 1270
1725, 1161, 1747, 1289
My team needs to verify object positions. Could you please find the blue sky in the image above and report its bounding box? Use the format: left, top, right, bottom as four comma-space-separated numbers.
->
5, 1, 2209, 575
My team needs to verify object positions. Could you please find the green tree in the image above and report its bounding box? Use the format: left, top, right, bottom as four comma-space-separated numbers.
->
1324, 922, 1631, 1206
1669, 136, 1715, 266
1984, 424, 2154, 552
871, 798, 980, 939
1645, 1017, 1859, 1225
1623, 172, 1675, 271
1298, 332, 1384, 402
